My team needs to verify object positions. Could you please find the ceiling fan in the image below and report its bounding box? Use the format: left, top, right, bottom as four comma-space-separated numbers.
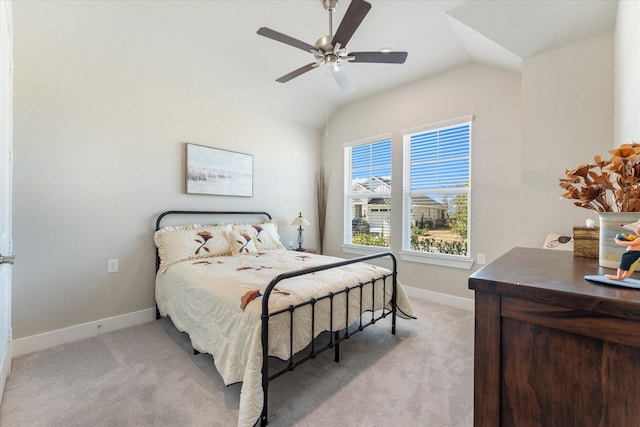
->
257, 0, 408, 93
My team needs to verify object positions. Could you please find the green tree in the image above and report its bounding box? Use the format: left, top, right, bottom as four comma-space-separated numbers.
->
448, 193, 468, 238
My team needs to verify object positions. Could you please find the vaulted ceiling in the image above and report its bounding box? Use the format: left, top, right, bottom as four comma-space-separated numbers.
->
15, 0, 618, 130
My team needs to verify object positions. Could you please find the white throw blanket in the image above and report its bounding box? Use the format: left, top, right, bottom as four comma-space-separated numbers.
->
155, 250, 415, 427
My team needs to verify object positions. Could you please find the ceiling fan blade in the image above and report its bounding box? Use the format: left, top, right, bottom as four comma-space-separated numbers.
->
332, 0, 371, 48
276, 63, 318, 83
257, 27, 316, 53
349, 51, 408, 64
330, 65, 353, 94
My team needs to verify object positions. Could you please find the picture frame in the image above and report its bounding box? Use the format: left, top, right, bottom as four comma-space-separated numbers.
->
185, 143, 253, 197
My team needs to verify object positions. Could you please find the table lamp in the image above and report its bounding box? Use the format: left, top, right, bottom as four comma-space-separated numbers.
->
291, 212, 311, 251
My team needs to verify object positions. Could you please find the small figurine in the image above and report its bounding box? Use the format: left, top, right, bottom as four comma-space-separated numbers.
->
616, 233, 638, 241
606, 220, 640, 280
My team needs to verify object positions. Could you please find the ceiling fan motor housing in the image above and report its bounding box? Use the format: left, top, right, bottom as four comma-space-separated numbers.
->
315, 35, 334, 52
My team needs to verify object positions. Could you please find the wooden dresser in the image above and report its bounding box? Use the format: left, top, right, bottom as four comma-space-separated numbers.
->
468, 247, 640, 427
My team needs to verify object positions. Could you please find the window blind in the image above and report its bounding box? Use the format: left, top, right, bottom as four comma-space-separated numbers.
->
351, 139, 392, 189
410, 124, 470, 192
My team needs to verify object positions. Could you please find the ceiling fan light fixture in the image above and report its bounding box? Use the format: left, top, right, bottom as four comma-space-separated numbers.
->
325, 53, 339, 64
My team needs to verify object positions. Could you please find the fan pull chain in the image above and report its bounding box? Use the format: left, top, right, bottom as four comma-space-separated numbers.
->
325, 68, 330, 136
329, 6, 334, 36
325, 89, 329, 136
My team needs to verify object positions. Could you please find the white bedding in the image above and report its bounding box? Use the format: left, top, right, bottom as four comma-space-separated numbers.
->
155, 249, 415, 427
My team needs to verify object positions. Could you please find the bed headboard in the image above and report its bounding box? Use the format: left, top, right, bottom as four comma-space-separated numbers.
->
155, 210, 272, 231
154, 210, 273, 272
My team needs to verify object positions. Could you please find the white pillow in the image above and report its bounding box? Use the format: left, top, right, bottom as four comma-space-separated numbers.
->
154, 224, 232, 272
225, 229, 258, 255
234, 222, 285, 251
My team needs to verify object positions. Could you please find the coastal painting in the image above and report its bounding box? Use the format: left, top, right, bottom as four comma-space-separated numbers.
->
186, 143, 253, 197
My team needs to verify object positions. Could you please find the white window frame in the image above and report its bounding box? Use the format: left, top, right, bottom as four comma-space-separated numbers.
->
343, 134, 392, 255
400, 116, 474, 269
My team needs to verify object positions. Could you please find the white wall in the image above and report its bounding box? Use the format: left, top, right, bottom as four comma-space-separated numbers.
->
322, 63, 522, 299
11, 3, 623, 340
615, 0, 640, 145
322, 34, 615, 299
520, 34, 614, 246
12, 15, 320, 338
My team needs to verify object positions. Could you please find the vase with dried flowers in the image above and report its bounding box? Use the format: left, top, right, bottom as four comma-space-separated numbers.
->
560, 142, 640, 268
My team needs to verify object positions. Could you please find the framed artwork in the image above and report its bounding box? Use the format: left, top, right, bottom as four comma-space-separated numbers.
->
185, 143, 253, 197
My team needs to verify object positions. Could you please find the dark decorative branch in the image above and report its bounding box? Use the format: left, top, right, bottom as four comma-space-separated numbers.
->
315, 168, 330, 254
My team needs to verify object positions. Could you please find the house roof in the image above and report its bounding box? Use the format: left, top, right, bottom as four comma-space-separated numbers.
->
367, 196, 446, 210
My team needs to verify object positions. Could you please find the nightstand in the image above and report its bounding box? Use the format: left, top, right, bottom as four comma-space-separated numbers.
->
292, 248, 316, 254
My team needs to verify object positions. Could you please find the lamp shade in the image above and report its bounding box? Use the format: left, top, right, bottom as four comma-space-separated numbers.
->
291, 212, 311, 227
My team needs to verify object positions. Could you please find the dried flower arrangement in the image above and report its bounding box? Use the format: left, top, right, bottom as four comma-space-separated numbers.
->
559, 143, 640, 212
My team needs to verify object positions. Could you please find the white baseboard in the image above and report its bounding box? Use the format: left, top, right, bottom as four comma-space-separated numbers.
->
0, 341, 10, 405
403, 286, 474, 311
11, 308, 156, 358
9, 289, 471, 358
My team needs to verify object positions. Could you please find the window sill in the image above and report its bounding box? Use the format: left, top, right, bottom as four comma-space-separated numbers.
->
399, 250, 474, 269
342, 244, 390, 256
342, 245, 475, 270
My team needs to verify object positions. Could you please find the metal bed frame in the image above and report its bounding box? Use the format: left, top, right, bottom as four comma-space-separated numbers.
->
154, 210, 398, 427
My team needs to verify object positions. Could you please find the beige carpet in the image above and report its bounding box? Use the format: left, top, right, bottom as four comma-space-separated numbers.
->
0, 298, 474, 427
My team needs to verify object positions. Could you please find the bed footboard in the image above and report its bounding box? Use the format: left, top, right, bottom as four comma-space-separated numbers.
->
259, 252, 398, 426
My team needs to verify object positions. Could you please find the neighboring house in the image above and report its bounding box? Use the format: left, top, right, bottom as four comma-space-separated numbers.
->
352, 177, 391, 236
409, 196, 448, 229
352, 176, 447, 236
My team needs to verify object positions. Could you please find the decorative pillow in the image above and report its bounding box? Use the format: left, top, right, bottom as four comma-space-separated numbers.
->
226, 229, 258, 255
154, 224, 232, 272
234, 222, 285, 251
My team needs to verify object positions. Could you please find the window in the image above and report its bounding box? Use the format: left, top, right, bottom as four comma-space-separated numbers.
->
402, 116, 473, 268
344, 136, 392, 248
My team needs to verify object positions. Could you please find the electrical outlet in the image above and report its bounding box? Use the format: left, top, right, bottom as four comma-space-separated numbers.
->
107, 258, 119, 273
477, 253, 486, 265
288, 241, 293, 249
